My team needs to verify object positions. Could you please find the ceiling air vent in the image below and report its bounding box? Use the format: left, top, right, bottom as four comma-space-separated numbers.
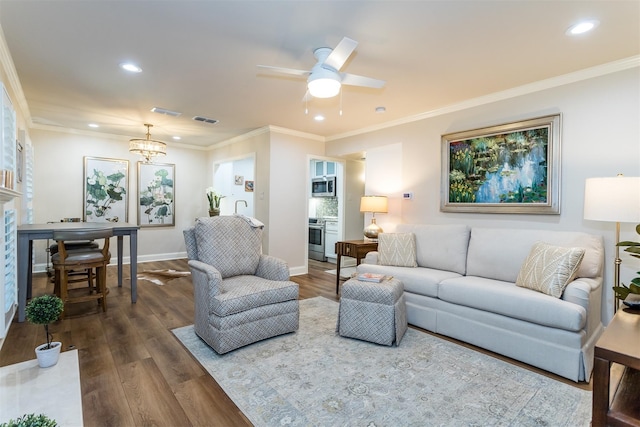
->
192, 116, 219, 124
151, 107, 182, 117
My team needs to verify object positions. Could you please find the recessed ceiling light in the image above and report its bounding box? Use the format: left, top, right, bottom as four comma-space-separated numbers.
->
88, 123, 99, 128
375, 106, 386, 113
172, 136, 181, 140
314, 115, 325, 121
566, 20, 599, 36
120, 62, 142, 73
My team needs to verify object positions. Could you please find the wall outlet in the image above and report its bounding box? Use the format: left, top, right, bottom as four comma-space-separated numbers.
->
403, 192, 413, 200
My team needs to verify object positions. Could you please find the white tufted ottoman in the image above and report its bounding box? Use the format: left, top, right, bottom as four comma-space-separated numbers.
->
336, 277, 407, 346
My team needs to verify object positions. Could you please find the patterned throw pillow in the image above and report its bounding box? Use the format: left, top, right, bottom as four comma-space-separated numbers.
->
516, 242, 585, 298
378, 233, 418, 267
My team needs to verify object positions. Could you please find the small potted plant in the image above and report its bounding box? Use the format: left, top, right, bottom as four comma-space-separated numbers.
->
206, 187, 225, 216
613, 224, 640, 301
25, 295, 64, 368
0, 413, 57, 427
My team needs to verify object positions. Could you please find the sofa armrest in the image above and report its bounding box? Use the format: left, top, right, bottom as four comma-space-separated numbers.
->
188, 259, 223, 316
256, 254, 290, 281
363, 251, 379, 265
562, 277, 601, 308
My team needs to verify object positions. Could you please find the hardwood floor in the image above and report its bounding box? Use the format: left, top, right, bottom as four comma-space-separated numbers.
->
0, 258, 589, 427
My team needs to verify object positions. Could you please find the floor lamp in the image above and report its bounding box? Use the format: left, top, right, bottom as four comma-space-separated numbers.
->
584, 175, 640, 312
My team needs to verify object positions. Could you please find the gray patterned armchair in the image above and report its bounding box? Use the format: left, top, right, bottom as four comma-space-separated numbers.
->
183, 215, 299, 354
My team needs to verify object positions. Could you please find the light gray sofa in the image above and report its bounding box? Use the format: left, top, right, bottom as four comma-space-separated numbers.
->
356, 224, 604, 382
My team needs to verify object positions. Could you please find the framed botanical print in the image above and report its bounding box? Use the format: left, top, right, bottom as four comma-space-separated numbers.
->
137, 162, 175, 227
441, 114, 561, 214
83, 156, 129, 222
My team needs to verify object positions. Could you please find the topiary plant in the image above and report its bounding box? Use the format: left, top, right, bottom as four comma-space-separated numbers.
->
613, 224, 640, 300
25, 295, 63, 350
0, 413, 58, 427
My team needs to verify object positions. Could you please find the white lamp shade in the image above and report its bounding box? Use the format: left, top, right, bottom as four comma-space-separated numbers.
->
307, 68, 341, 98
360, 195, 388, 213
584, 176, 640, 222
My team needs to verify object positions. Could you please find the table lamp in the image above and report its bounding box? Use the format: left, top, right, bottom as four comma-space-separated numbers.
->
360, 195, 388, 239
584, 175, 640, 311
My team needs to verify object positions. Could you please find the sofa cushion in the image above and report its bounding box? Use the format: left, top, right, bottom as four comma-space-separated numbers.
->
213, 275, 298, 316
466, 227, 603, 283
438, 275, 586, 332
357, 263, 461, 298
194, 216, 262, 278
378, 233, 417, 267
396, 224, 470, 275
516, 242, 585, 298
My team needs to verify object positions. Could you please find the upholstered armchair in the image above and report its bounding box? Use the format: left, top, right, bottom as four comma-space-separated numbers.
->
183, 215, 299, 354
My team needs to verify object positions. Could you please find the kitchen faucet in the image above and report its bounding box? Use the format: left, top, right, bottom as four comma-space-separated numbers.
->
235, 199, 248, 214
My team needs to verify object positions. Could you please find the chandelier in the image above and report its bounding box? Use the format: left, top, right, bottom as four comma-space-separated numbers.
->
129, 123, 167, 163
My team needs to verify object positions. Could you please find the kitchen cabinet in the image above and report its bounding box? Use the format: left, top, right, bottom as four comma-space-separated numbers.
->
324, 219, 338, 261
313, 160, 336, 178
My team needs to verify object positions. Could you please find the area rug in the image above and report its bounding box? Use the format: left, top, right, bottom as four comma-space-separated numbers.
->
173, 297, 591, 426
137, 269, 191, 285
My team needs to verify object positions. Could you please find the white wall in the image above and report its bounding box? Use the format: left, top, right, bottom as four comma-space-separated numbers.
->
30, 127, 208, 267
269, 129, 325, 274
326, 68, 640, 323
208, 127, 325, 274
344, 159, 365, 240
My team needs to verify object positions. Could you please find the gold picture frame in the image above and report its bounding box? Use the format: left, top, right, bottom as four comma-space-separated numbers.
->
441, 114, 561, 214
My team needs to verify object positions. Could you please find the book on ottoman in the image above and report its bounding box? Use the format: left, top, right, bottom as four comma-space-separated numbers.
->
356, 272, 389, 283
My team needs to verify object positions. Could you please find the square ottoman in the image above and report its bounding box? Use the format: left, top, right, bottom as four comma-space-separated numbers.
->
336, 277, 407, 346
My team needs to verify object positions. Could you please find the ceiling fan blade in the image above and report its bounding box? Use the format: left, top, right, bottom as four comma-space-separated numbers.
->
324, 37, 358, 71
256, 65, 310, 77
340, 72, 385, 89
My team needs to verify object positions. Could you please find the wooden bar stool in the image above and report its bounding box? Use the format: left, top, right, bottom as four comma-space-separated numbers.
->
52, 228, 113, 317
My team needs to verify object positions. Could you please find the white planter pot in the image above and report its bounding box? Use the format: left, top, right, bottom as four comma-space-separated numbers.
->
35, 341, 62, 368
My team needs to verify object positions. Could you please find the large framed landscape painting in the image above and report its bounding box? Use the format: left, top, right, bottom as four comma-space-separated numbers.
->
83, 156, 129, 222
137, 162, 175, 227
441, 114, 561, 214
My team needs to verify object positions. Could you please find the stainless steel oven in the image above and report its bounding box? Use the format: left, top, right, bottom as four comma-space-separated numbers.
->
308, 218, 326, 261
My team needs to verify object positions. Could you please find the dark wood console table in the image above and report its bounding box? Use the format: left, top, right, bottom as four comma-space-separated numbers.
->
593, 308, 640, 426
335, 240, 378, 293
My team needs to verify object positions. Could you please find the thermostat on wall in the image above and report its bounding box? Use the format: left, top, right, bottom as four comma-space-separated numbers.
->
403, 192, 413, 200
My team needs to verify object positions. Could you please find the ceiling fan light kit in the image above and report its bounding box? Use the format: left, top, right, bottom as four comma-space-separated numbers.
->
257, 37, 385, 101
307, 74, 341, 98
129, 123, 167, 163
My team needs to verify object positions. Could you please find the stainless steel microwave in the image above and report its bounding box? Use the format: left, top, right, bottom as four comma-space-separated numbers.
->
311, 177, 336, 197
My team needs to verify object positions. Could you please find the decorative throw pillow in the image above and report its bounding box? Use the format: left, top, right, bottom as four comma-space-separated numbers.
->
378, 233, 418, 267
516, 241, 585, 298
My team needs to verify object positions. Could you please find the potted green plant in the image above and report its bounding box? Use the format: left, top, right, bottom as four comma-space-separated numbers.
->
206, 187, 225, 216
612, 224, 640, 300
25, 295, 64, 368
0, 413, 57, 427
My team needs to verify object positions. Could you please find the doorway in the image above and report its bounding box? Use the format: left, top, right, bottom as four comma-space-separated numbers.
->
213, 154, 255, 217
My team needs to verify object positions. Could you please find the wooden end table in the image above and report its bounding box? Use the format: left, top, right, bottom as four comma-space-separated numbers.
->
593, 308, 640, 426
335, 240, 378, 293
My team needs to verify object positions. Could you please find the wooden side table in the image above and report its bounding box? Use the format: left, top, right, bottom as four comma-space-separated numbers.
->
593, 308, 640, 426
335, 240, 378, 293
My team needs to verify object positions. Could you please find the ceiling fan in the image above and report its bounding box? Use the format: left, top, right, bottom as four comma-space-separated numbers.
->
257, 37, 385, 99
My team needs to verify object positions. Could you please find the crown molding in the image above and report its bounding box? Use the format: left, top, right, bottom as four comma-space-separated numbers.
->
30, 122, 206, 150
0, 25, 31, 122
267, 125, 324, 141
327, 55, 640, 142
207, 125, 324, 150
